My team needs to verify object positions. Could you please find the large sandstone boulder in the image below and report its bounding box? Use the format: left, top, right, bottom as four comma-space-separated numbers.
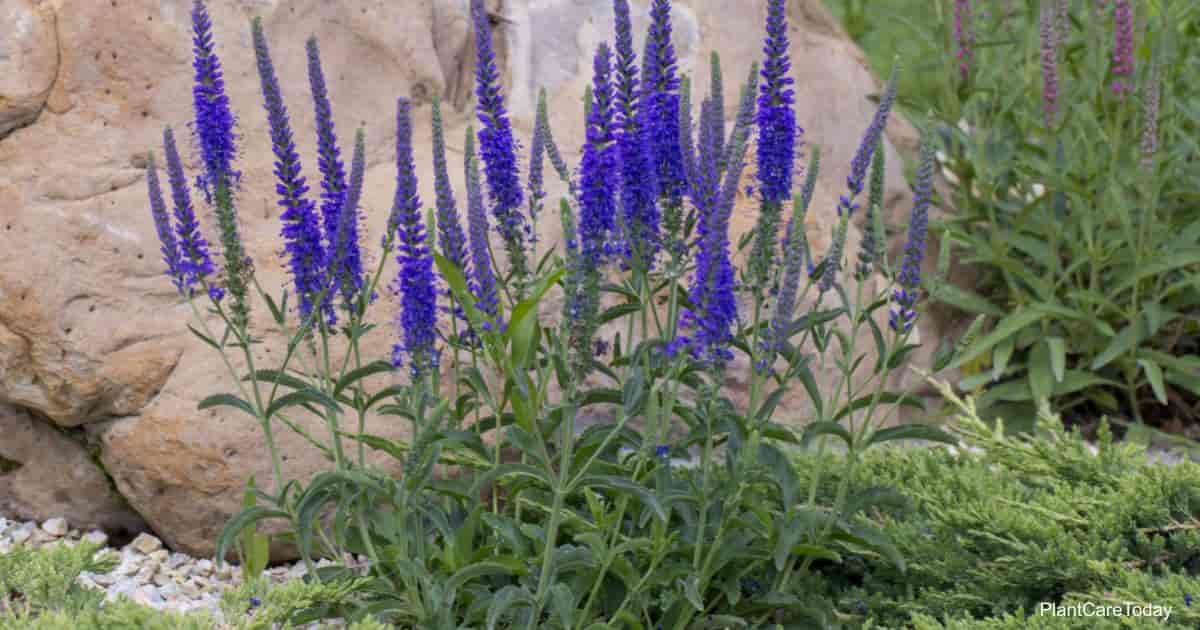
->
0, 0, 959, 556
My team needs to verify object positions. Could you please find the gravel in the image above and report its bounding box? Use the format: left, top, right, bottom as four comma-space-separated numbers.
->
0, 516, 352, 628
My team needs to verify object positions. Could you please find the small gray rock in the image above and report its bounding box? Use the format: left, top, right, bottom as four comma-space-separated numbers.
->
135, 566, 156, 583
129, 532, 163, 554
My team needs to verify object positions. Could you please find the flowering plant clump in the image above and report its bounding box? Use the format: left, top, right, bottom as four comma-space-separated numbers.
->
145, 1, 949, 625
916, 0, 1200, 432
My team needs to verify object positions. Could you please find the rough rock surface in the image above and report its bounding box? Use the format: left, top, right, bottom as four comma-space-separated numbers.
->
0, 403, 147, 535
0, 0, 965, 556
0, 0, 60, 137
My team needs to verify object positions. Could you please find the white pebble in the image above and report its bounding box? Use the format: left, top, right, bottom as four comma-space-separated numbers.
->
84, 530, 108, 546
41, 517, 69, 537
132, 585, 164, 607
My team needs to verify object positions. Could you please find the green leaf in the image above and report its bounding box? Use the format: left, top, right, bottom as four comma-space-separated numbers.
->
333, 360, 395, 396
800, 421, 853, 450
926, 282, 1006, 317
574, 475, 667, 524
947, 309, 1049, 371
865, 424, 957, 449
187, 324, 222, 350
265, 389, 340, 419
214, 505, 290, 567
447, 560, 523, 594
598, 303, 643, 326
1047, 337, 1066, 383
1028, 340, 1053, 402
683, 575, 705, 612
487, 585, 535, 630
245, 369, 310, 392
197, 393, 256, 418
832, 391, 924, 424
1113, 249, 1200, 293
992, 336, 1015, 383
623, 367, 647, 417
471, 464, 554, 496
1092, 317, 1148, 370
1137, 359, 1169, 406
262, 290, 286, 326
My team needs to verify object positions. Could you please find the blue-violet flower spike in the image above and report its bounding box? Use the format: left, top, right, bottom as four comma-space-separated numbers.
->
189, 0, 239, 202
162, 127, 216, 295
890, 135, 935, 333
146, 152, 184, 293
390, 97, 440, 378
253, 19, 327, 325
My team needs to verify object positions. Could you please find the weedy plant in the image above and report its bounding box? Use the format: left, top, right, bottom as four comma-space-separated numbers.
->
145, 0, 952, 626
913, 0, 1200, 430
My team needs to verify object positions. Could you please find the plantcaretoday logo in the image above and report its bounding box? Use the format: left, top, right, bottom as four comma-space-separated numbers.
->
1037, 601, 1172, 622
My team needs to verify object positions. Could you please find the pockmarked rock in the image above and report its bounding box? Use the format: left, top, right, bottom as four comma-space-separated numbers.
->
0, 403, 147, 536
0, 0, 965, 557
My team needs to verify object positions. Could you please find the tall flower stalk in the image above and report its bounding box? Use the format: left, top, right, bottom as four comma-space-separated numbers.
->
431, 98, 471, 297
1040, 2, 1061, 129
306, 36, 348, 326
578, 43, 620, 268
190, 0, 250, 326
391, 98, 440, 380
614, 0, 659, 271
819, 69, 897, 293
890, 135, 936, 333
162, 127, 216, 297
1111, 0, 1135, 97
465, 128, 500, 324
470, 0, 528, 291
252, 18, 325, 325
146, 152, 184, 293
767, 148, 821, 358
952, 0, 974, 83
747, 0, 797, 395
641, 0, 686, 259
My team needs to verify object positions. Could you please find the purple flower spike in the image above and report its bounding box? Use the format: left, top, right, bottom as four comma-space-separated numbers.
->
146, 152, 184, 293
578, 43, 620, 267
1039, 3, 1060, 129
641, 0, 686, 203
333, 128, 367, 310
470, 0, 527, 275
163, 127, 215, 295
390, 98, 439, 378
252, 19, 326, 324
1140, 64, 1161, 169
767, 148, 820, 358
757, 0, 798, 205
1111, 0, 1134, 97
189, 0, 239, 202
952, 0, 974, 83
679, 74, 756, 367
526, 95, 547, 247
890, 136, 935, 333
614, 0, 660, 268
431, 98, 471, 284
465, 129, 499, 320
306, 36, 348, 324
819, 70, 896, 292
